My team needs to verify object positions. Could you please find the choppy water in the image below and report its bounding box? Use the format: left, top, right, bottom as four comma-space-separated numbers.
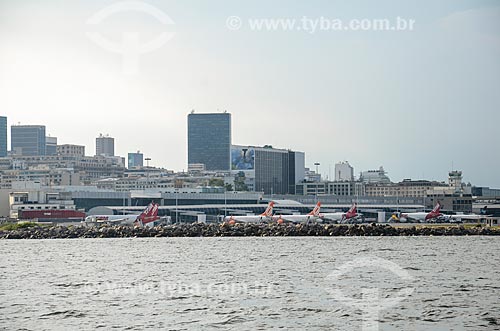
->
1, 237, 499, 330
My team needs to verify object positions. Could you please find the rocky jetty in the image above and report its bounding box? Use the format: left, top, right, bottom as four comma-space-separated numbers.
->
0, 223, 499, 239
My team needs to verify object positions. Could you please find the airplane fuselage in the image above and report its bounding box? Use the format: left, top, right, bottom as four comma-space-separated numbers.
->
321, 212, 359, 223
401, 212, 441, 222
320, 213, 345, 221
84, 214, 139, 225
224, 215, 271, 223
273, 214, 319, 223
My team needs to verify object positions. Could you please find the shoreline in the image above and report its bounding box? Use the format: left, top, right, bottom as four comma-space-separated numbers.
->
1, 223, 499, 239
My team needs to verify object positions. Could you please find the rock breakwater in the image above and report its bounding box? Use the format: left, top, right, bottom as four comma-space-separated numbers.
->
1, 223, 499, 239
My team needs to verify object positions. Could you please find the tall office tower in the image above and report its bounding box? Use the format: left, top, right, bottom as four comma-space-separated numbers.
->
0, 116, 7, 157
231, 145, 305, 195
96, 134, 115, 157
288, 151, 305, 194
11, 125, 46, 156
188, 112, 231, 171
128, 151, 144, 168
46, 136, 58, 155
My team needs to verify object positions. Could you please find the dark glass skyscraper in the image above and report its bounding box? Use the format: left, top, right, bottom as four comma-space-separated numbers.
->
231, 145, 305, 194
254, 147, 289, 194
188, 112, 231, 171
0, 116, 7, 157
128, 151, 144, 168
11, 125, 46, 156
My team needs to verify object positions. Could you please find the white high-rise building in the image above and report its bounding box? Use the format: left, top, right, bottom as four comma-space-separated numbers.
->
334, 161, 354, 182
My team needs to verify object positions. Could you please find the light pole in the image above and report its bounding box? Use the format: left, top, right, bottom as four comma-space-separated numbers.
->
224, 187, 227, 220
314, 162, 320, 201
175, 189, 178, 224
145, 157, 151, 181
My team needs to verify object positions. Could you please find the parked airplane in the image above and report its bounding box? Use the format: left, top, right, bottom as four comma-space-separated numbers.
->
225, 202, 274, 224
399, 202, 442, 222
320, 203, 360, 223
84, 203, 160, 226
273, 202, 322, 224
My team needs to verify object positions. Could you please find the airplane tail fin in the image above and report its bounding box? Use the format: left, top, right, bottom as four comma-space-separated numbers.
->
138, 202, 159, 224
139, 203, 154, 219
260, 202, 274, 217
432, 202, 442, 213
308, 202, 321, 216
345, 203, 358, 219
150, 203, 159, 217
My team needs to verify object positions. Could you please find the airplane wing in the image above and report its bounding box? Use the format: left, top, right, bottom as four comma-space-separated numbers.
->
452, 214, 491, 220
230, 217, 264, 224
320, 214, 342, 221
101, 217, 137, 225
277, 216, 303, 223
107, 218, 132, 224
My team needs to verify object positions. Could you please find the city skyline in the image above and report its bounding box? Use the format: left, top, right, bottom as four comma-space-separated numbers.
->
2, 3, 500, 331
1, 0, 499, 186
1, 114, 491, 189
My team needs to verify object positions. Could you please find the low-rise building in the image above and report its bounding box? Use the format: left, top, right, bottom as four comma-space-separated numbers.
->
57, 144, 85, 157
360, 166, 391, 184
0, 154, 125, 188
188, 163, 206, 173
365, 179, 447, 197
472, 186, 500, 198
296, 180, 365, 196
8, 182, 79, 219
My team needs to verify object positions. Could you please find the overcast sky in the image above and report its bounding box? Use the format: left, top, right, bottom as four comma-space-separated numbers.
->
1, 0, 499, 186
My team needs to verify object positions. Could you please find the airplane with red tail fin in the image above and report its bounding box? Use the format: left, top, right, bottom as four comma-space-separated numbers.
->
273, 202, 322, 224
320, 203, 361, 223
224, 202, 274, 224
135, 203, 160, 226
85, 202, 160, 226
399, 202, 443, 222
